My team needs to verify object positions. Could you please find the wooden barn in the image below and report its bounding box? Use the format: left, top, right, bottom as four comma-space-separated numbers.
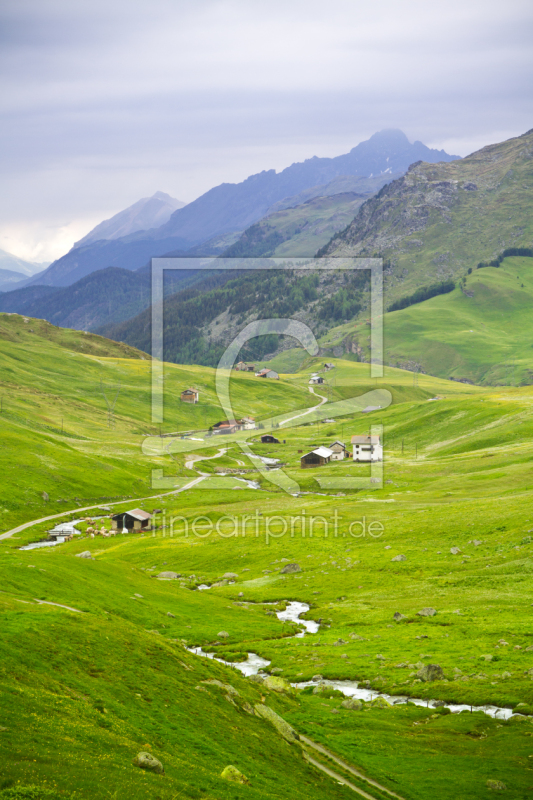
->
300, 446, 333, 469
261, 434, 279, 444
111, 509, 152, 531
212, 420, 240, 435
309, 375, 324, 385
255, 368, 279, 379
181, 388, 199, 404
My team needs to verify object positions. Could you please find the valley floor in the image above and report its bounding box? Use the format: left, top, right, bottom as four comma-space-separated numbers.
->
2, 315, 533, 799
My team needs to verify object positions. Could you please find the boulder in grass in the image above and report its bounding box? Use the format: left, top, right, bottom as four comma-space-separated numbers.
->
167, 612, 175, 618
450, 547, 461, 555
264, 675, 293, 693
371, 696, 392, 708
217, 631, 229, 639
341, 698, 363, 710
133, 751, 164, 774
417, 607, 437, 617
254, 703, 299, 742
393, 612, 406, 621
75, 551, 93, 559
222, 572, 238, 579
280, 563, 301, 574
486, 779, 507, 791
416, 663, 444, 682
221, 765, 250, 784
391, 554, 406, 562
157, 571, 180, 580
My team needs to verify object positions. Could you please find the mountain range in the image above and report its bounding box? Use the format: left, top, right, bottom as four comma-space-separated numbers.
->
95, 128, 533, 383
21, 130, 459, 288
0, 248, 50, 291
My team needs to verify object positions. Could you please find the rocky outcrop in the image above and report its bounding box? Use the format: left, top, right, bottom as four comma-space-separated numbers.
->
254, 703, 300, 742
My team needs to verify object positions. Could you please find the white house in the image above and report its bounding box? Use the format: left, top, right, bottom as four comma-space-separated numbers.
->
351, 435, 382, 462
309, 375, 324, 385
239, 416, 256, 430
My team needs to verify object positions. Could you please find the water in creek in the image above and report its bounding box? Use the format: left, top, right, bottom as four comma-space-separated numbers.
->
188, 600, 516, 719
20, 520, 84, 550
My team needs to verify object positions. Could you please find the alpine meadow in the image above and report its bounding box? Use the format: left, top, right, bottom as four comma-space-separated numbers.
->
2, 4, 533, 798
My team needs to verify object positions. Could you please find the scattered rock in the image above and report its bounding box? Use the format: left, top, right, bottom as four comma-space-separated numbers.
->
264, 676, 293, 693
270, 667, 283, 674
157, 571, 180, 580
433, 700, 447, 707
393, 612, 406, 621
391, 554, 406, 562
333, 638, 347, 646
134, 593, 143, 598
201, 679, 239, 696
472, 539, 482, 546
133, 752, 164, 774
312, 674, 323, 682
350, 633, 367, 640
254, 703, 299, 742
417, 664, 444, 682
376, 654, 386, 660
280, 563, 301, 574
167, 612, 175, 618
221, 765, 250, 784
371, 696, 391, 708
450, 547, 461, 555
525, 645, 533, 652
41, 492, 49, 502
222, 572, 238, 579
75, 551, 92, 559
341, 698, 363, 710
238, 591, 244, 597
217, 631, 229, 639
417, 607, 437, 617
486, 779, 507, 791
481, 654, 493, 661
248, 674, 265, 684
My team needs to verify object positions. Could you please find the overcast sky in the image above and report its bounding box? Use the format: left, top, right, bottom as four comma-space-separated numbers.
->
1, 0, 532, 262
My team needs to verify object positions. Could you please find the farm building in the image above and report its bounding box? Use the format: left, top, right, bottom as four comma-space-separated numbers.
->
351, 435, 382, 462
234, 361, 255, 372
324, 363, 334, 370
239, 416, 256, 430
255, 368, 279, 379
181, 388, 199, 404
261, 434, 279, 444
300, 446, 333, 468
111, 509, 152, 531
212, 420, 240, 435
309, 375, 324, 385
328, 440, 347, 460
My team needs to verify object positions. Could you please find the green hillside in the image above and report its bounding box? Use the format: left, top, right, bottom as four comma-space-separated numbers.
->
0, 313, 315, 530
222, 192, 372, 258
5, 323, 533, 798
320, 129, 533, 306
326, 256, 533, 385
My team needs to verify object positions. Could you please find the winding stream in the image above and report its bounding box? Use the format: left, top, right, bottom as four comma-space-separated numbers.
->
188, 600, 516, 719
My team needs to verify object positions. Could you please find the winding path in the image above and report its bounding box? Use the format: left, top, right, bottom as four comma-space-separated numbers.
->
185, 447, 227, 470
0, 476, 205, 542
278, 386, 328, 427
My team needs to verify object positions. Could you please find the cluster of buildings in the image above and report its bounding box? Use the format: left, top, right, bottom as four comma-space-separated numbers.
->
300, 435, 382, 468
212, 417, 256, 434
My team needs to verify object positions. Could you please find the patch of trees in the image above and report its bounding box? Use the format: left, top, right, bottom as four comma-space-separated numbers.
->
476, 247, 533, 269
387, 280, 455, 313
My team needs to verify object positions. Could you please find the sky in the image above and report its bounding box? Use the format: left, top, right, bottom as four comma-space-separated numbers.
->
1, 0, 532, 263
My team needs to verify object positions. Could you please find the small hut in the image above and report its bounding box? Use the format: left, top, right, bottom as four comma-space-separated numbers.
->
261, 434, 279, 444
180, 388, 199, 404
111, 509, 152, 531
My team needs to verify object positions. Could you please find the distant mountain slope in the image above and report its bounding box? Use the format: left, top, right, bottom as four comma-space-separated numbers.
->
346, 256, 533, 385
0, 248, 50, 277
0, 264, 206, 331
222, 192, 371, 258
29, 130, 459, 288
319, 128, 533, 303
222, 174, 402, 258
73, 191, 185, 247
0, 268, 32, 292
155, 129, 459, 245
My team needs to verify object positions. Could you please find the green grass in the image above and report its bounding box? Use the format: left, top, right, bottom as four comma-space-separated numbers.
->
3, 319, 533, 797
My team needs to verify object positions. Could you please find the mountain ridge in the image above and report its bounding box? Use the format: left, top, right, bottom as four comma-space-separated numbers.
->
26, 130, 459, 288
